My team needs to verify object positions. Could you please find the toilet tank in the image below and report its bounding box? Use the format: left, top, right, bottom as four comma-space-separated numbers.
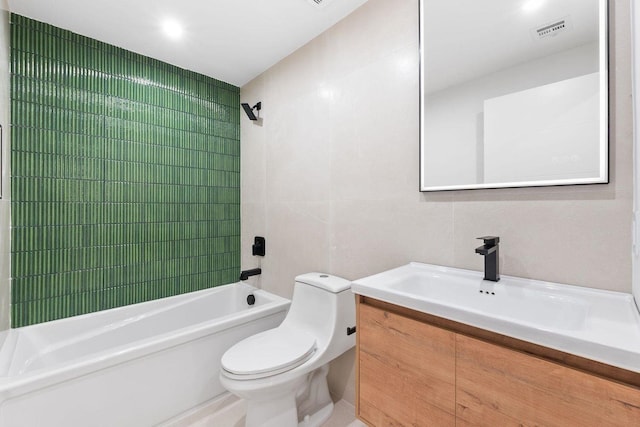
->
281, 273, 356, 361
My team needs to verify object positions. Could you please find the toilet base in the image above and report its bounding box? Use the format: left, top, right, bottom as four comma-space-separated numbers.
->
298, 401, 333, 427
240, 365, 334, 427
246, 399, 333, 427
245, 391, 299, 427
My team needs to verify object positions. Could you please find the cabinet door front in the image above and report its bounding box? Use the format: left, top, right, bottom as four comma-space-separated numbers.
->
358, 303, 456, 426
456, 334, 640, 426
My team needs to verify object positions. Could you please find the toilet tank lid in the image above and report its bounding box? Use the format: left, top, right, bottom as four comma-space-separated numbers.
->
295, 273, 351, 293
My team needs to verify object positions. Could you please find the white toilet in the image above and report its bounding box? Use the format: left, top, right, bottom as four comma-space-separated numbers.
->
220, 273, 356, 427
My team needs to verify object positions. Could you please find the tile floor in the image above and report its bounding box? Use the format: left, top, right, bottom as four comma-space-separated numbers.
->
320, 400, 365, 427
162, 394, 366, 427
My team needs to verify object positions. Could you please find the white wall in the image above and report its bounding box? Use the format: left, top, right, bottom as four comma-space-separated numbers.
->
423, 43, 599, 187
240, 0, 632, 403
0, 7, 11, 333
631, 0, 640, 311
484, 72, 601, 183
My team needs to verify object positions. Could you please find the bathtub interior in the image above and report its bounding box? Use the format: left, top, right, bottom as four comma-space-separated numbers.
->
0, 282, 288, 377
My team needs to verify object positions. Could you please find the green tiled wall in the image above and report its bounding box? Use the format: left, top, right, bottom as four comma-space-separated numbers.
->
10, 15, 241, 327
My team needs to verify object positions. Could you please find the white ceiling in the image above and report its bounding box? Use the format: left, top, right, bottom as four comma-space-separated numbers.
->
424, 0, 601, 93
7, 0, 368, 87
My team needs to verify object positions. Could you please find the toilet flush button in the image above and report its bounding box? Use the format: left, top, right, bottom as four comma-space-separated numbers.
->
295, 272, 351, 293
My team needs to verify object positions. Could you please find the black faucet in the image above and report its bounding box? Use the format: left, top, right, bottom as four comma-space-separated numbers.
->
239, 268, 262, 281
475, 236, 500, 282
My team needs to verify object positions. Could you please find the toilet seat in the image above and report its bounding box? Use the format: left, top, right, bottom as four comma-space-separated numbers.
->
221, 327, 317, 380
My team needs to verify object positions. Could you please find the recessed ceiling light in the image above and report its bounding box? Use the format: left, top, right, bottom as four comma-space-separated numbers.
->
161, 19, 183, 40
522, 0, 545, 13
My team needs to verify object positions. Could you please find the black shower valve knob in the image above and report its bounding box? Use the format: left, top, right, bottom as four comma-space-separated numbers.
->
252, 236, 265, 256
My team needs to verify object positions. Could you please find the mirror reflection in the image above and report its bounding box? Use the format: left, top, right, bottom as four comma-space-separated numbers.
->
420, 0, 608, 191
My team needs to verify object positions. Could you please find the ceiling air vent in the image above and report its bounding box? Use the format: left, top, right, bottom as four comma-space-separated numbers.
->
533, 16, 571, 40
307, 0, 334, 8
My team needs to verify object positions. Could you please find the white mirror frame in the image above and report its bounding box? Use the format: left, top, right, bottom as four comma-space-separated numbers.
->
419, 0, 609, 192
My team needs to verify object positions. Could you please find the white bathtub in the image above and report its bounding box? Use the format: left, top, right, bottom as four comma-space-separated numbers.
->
0, 282, 290, 427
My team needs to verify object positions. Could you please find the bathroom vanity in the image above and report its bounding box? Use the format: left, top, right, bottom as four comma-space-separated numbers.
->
352, 263, 640, 426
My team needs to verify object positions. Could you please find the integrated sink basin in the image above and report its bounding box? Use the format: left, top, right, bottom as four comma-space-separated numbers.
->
385, 270, 589, 331
352, 262, 640, 373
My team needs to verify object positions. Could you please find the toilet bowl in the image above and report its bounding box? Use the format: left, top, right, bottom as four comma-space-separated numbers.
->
220, 273, 356, 427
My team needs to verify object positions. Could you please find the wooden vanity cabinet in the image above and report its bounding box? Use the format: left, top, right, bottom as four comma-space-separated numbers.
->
357, 301, 456, 426
456, 335, 640, 426
356, 296, 640, 427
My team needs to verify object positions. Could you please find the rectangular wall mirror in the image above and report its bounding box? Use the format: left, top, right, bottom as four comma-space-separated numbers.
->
420, 0, 609, 191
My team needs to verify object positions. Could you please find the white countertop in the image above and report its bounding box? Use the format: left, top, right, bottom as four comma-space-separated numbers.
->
352, 262, 640, 374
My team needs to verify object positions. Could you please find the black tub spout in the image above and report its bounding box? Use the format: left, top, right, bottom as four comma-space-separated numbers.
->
239, 268, 262, 281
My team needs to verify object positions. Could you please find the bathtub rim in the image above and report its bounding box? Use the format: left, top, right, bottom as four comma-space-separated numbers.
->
0, 283, 290, 399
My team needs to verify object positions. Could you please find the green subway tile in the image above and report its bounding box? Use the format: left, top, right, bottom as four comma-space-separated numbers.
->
11, 14, 240, 327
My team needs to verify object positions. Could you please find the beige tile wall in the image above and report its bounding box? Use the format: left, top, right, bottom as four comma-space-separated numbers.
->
240, 0, 633, 403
